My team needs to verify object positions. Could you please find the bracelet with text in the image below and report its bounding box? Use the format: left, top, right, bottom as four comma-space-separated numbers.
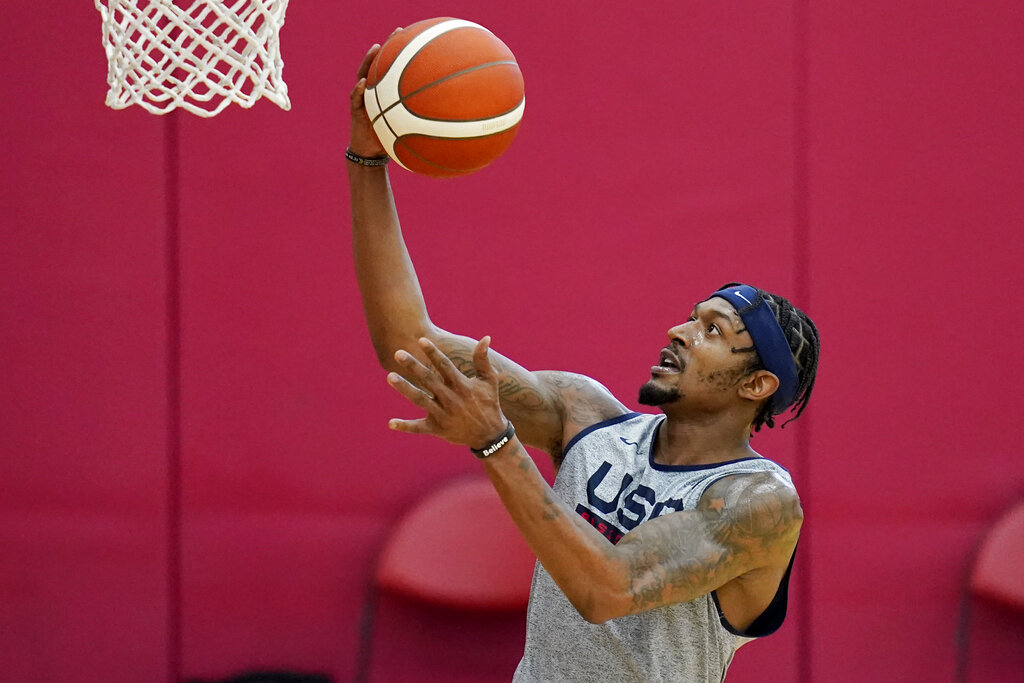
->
471, 422, 516, 459
345, 148, 390, 166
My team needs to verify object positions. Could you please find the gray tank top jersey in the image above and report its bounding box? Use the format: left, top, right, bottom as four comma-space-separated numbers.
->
513, 412, 795, 683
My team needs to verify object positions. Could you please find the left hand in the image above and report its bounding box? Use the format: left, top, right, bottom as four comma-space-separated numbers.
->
387, 336, 510, 450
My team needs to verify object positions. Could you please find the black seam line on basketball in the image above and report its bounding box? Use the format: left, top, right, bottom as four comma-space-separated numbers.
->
370, 61, 519, 124
370, 97, 523, 129
371, 55, 384, 123
385, 99, 524, 125
393, 128, 522, 173
395, 138, 481, 174
374, 20, 461, 83
371, 73, 403, 149
378, 107, 402, 150
371, 56, 390, 135
370, 99, 523, 128
395, 129, 520, 144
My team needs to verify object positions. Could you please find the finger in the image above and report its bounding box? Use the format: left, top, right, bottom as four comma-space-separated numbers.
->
393, 350, 453, 401
350, 77, 367, 110
417, 337, 465, 386
388, 417, 434, 435
356, 44, 380, 80
386, 371, 438, 411
472, 336, 498, 382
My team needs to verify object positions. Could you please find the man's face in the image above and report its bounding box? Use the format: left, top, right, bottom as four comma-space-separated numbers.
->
638, 296, 757, 410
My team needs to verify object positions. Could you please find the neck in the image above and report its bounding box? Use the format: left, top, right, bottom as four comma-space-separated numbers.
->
652, 409, 757, 467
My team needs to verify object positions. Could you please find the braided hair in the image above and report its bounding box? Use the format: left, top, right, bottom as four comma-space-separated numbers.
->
719, 282, 820, 432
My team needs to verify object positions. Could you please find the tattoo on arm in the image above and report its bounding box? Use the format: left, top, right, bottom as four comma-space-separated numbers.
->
436, 340, 476, 377
544, 372, 621, 427
541, 492, 563, 521
620, 473, 803, 614
434, 335, 626, 463
439, 339, 548, 411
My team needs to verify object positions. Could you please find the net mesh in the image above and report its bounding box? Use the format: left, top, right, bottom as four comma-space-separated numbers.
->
95, 0, 291, 116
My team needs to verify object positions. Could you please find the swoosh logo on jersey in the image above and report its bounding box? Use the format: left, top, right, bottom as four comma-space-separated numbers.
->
619, 437, 640, 453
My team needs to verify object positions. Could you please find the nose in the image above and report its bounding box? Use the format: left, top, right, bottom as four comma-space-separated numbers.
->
667, 321, 695, 348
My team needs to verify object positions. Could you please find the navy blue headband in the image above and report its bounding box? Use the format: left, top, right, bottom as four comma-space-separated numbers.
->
711, 285, 799, 414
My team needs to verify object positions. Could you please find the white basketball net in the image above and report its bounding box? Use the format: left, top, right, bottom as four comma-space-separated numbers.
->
95, 0, 291, 117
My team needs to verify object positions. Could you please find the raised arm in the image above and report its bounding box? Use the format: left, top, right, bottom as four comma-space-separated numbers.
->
347, 43, 626, 460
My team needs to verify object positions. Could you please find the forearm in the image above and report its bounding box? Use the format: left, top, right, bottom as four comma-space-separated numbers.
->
384, 336, 638, 613
348, 163, 434, 366
481, 438, 630, 622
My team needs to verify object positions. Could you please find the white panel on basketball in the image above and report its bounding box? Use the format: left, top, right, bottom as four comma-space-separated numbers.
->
366, 19, 477, 166
370, 19, 479, 118
377, 99, 525, 140
364, 18, 525, 172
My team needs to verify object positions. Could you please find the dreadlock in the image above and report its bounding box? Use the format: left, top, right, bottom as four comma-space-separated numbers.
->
718, 282, 820, 433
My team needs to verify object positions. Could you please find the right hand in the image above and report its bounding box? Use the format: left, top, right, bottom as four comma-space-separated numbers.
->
348, 43, 386, 157
349, 28, 403, 158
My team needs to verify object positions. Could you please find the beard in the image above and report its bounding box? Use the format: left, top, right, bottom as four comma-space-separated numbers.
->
638, 380, 681, 406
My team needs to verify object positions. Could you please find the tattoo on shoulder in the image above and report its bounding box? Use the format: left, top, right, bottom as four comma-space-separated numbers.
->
543, 372, 624, 427
623, 473, 802, 613
699, 474, 803, 554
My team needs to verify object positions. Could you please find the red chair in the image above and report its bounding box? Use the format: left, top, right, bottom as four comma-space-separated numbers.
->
356, 475, 536, 682
956, 498, 1024, 683
970, 500, 1024, 611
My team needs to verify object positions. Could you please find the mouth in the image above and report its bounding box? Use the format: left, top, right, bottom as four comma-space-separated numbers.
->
651, 347, 684, 375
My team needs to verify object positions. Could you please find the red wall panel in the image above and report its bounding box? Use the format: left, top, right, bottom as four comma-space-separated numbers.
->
3, 1, 1023, 682
0, 3, 170, 681
806, 1, 1024, 680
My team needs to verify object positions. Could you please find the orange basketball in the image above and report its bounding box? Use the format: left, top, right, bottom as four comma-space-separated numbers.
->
364, 18, 525, 178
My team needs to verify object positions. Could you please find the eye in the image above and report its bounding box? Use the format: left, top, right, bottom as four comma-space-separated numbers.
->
707, 323, 720, 335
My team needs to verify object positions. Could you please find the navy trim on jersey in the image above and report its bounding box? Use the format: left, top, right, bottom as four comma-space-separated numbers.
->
710, 544, 797, 638
562, 411, 641, 458
565, 412, 791, 474
650, 445, 768, 473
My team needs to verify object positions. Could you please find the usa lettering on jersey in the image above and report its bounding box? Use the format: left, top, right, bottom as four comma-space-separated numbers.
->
574, 460, 687, 544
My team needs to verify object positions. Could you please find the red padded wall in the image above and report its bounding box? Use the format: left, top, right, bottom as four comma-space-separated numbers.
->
806, 2, 1024, 680
2, 1, 1023, 682
0, 3, 170, 680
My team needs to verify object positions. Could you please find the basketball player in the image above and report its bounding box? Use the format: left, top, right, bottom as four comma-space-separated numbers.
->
347, 41, 820, 683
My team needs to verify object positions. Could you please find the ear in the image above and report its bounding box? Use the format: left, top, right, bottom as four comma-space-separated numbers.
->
738, 370, 779, 403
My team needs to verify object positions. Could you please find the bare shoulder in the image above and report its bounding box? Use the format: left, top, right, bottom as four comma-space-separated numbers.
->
698, 470, 803, 562
535, 371, 631, 458
535, 371, 630, 423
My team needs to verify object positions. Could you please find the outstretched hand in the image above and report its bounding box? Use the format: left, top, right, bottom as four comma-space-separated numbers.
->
387, 337, 510, 451
348, 42, 385, 157
349, 27, 403, 158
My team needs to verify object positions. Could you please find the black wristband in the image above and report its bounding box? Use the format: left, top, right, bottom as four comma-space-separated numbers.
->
471, 422, 516, 459
345, 148, 390, 166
